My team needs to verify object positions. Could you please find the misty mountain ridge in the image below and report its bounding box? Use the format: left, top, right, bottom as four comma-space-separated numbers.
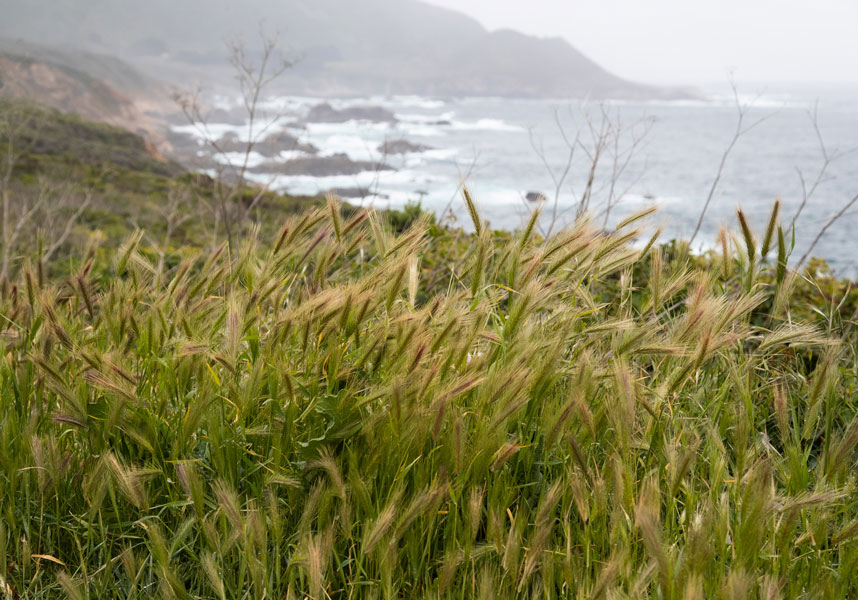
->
0, 0, 696, 99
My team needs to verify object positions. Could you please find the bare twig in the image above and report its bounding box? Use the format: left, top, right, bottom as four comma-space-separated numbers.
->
174, 26, 292, 250
790, 103, 858, 235
1, 104, 90, 278
576, 104, 611, 220
798, 191, 858, 269
528, 108, 578, 238
530, 103, 653, 235
42, 192, 92, 263
440, 149, 481, 228
601, 112, 655, 229
689, 79, 777, 244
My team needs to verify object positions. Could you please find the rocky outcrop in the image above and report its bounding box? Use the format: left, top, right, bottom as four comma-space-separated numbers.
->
326, 187, 388, 199
214, 131, 317, 156
252, 153, 392, 177
378, 139, 432, 155
525, 191, 548, 203
304, 103, 397, 124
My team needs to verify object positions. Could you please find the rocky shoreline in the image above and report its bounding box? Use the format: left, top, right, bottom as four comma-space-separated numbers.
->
168, 101, 437, 177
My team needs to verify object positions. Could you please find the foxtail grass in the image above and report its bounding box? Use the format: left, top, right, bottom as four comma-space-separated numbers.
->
0, 198, 857, 598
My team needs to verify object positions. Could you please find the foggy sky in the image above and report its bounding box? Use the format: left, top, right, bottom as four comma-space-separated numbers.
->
426, 0, 858, 86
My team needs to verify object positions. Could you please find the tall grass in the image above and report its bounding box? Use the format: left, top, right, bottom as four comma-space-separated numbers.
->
1, 197, 858, 598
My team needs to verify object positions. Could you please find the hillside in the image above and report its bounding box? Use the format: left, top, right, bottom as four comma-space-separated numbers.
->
0, 98, 180, 175
0, 98, 324, 275
0, 0, 693, 98
0, 39, 175, 152
0, 38, 172, 107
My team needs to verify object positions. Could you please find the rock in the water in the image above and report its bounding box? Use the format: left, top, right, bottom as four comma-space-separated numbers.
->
378, 139, 432, 155
327, 187, 388, 199
252, 153, 393, 177
214, 132, 317, 156
254, 131, 318, 156
305, 102, 397, 124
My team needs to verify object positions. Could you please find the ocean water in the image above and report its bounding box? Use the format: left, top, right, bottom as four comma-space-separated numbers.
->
175, 85, 858, 274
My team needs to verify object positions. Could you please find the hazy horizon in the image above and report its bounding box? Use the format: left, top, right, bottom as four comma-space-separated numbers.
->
425, 0, 858, 87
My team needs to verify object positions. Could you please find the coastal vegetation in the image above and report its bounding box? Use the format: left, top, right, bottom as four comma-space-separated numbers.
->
2, 101, 858, 598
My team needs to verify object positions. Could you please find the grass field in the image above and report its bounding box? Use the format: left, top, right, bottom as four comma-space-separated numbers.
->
2, 179, 858, 598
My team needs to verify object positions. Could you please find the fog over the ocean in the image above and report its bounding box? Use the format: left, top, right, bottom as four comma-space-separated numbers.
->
426, 0, 858, 85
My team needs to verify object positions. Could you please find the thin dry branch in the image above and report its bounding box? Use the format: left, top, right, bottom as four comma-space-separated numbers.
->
790, 103, 858, 235
173, 26, 292, 250
528, 110, 578, 238
689, 79, 778, 244
798, 191, 858, 269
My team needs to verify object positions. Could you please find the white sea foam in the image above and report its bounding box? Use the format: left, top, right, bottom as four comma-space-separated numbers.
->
391, 96, 446, 110
449, 119, 525, 132
314, 135, 381, 161
397, 123, 447, 137
395, 111, 457, 123
467, 187, 534, 207
255, 167, 447, 197
303, 121, 393, 135
257, 96, 325, 112
359, 95, 447, 110
212, 151, 268, 168
421, 148, 460, 160
171, 119, 290, 143
402, 156, 426, 168
280, 150, 313, 161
